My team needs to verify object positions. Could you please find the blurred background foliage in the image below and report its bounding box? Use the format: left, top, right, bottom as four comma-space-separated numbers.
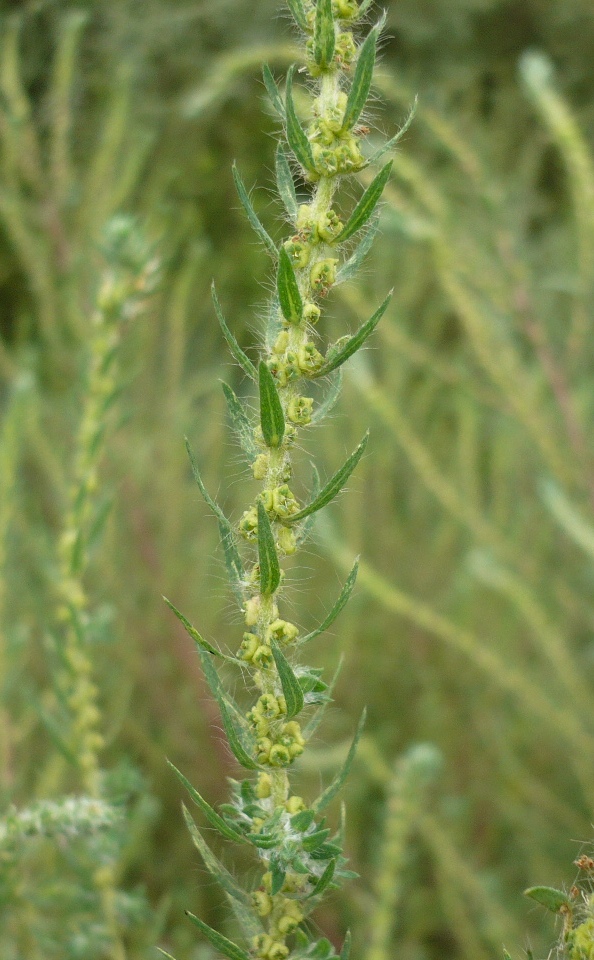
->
1, 0, 593, 957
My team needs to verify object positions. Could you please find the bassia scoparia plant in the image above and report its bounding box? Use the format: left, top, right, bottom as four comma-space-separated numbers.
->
162, 2, 414, 958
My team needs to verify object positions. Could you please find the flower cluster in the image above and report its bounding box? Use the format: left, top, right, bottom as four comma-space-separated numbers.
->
164, 1, 412, 959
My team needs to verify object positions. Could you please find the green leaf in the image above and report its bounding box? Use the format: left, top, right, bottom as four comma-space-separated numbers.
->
185, 438, 245, 599
336, 219, 379, 284
286, 0, 308, 31
310, 370, 342, 424
185, 912, 251, 960
271, 859, 286, 895
285, 66, 316, 174
277, 245, 303, 324
285, 433, 369, 524
163, 597, 236, 662
524, 886, 572, 913
263, 64, 285, 118
312, 294, 392, 378
198, 649, 259, 770
275, 144, 298, 221
221, 382, 258, 460
313, 709, 366, 813
340, 931, 352, 960
314, 0, 335, 69
232, 162, 277, 257
259, 361, 285, 448
365, 98, 417, 167
167, 761, 247, 844
303, 656, 343, 740
307, 860, 336, 899
300, 559, 359, 645
302, 828, 331, 852
258, 501, 281, 595
291, 810, 316, 831
211, 281, 257, 380
271, 641, 305, 718
295, 465, 322, 547
334, 163, 392, 243
182, 804, 251, 905
342, 26, 379, 132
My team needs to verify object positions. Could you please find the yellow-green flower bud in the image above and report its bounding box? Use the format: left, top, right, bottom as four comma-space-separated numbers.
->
333, 0, 359, 19
297, 342, 324, 375
266, 619, 299, 645
335, 30, 357, 65
310, 258, 338, 293
252, 452, 269, 480
285, 795, 306, 814
258, 694, 283, 719
252, 890, 273, 917
284, 238, 311, 270
276, 526, 297, 556
268, 743, 292, 766
316, 210, 343, 243
274, 330, 290, 353
252, 934, 274, 957
239, 632, 260, 661
256, 772, 272, 798
262, 871, 272, 891
276, 903, 304, 936
244, 596, 262, 626
287, 396, 314, 425
239, 505, 258, 539
268, 943, 290, 960
271, 484, 299, 518
303, 301, 321, 325
256, 737, 273, 763
253, 644, 274, 668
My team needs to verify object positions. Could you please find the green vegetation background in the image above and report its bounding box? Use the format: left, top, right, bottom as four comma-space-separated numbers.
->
2, 0, 594, 957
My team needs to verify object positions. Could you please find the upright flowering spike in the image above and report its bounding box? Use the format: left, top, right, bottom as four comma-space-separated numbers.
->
164, 2, 413, 958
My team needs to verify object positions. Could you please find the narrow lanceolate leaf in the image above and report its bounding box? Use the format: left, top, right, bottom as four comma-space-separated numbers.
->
311, 370, 342, 424
285, 66, 316, 174
167, 761, 247, 844
365, 98, 417, 167
336, 219, 379, 284
185, 912, 251, 960
340, 931, 352, 960
284, 433, 369, 524
198, 649, 260, 770
212, 282, 257, 380
524, 887, 572, 913
259, 361, 285, 447
275, 144, 298, 221
313, 709, 367, 813
163, 597, 236, 662
232, 162, 277, 257
300, 559, 359, 645
221, 382, 258, 460
182, 804, 251, 905
313, 293, 392, 379
314, 0, 335, 69
263, 65, 285, 118
342, 26, 379, 132
271, 642, 305, 718
185, 438, 245, 595
286, 0, 308, 31
334, 162, 392, 244
307, 860, 336, 899
295, 465, 322, 547
304, 656, 343, 739
277, 245, 303, 324
258, 501, 281, 595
